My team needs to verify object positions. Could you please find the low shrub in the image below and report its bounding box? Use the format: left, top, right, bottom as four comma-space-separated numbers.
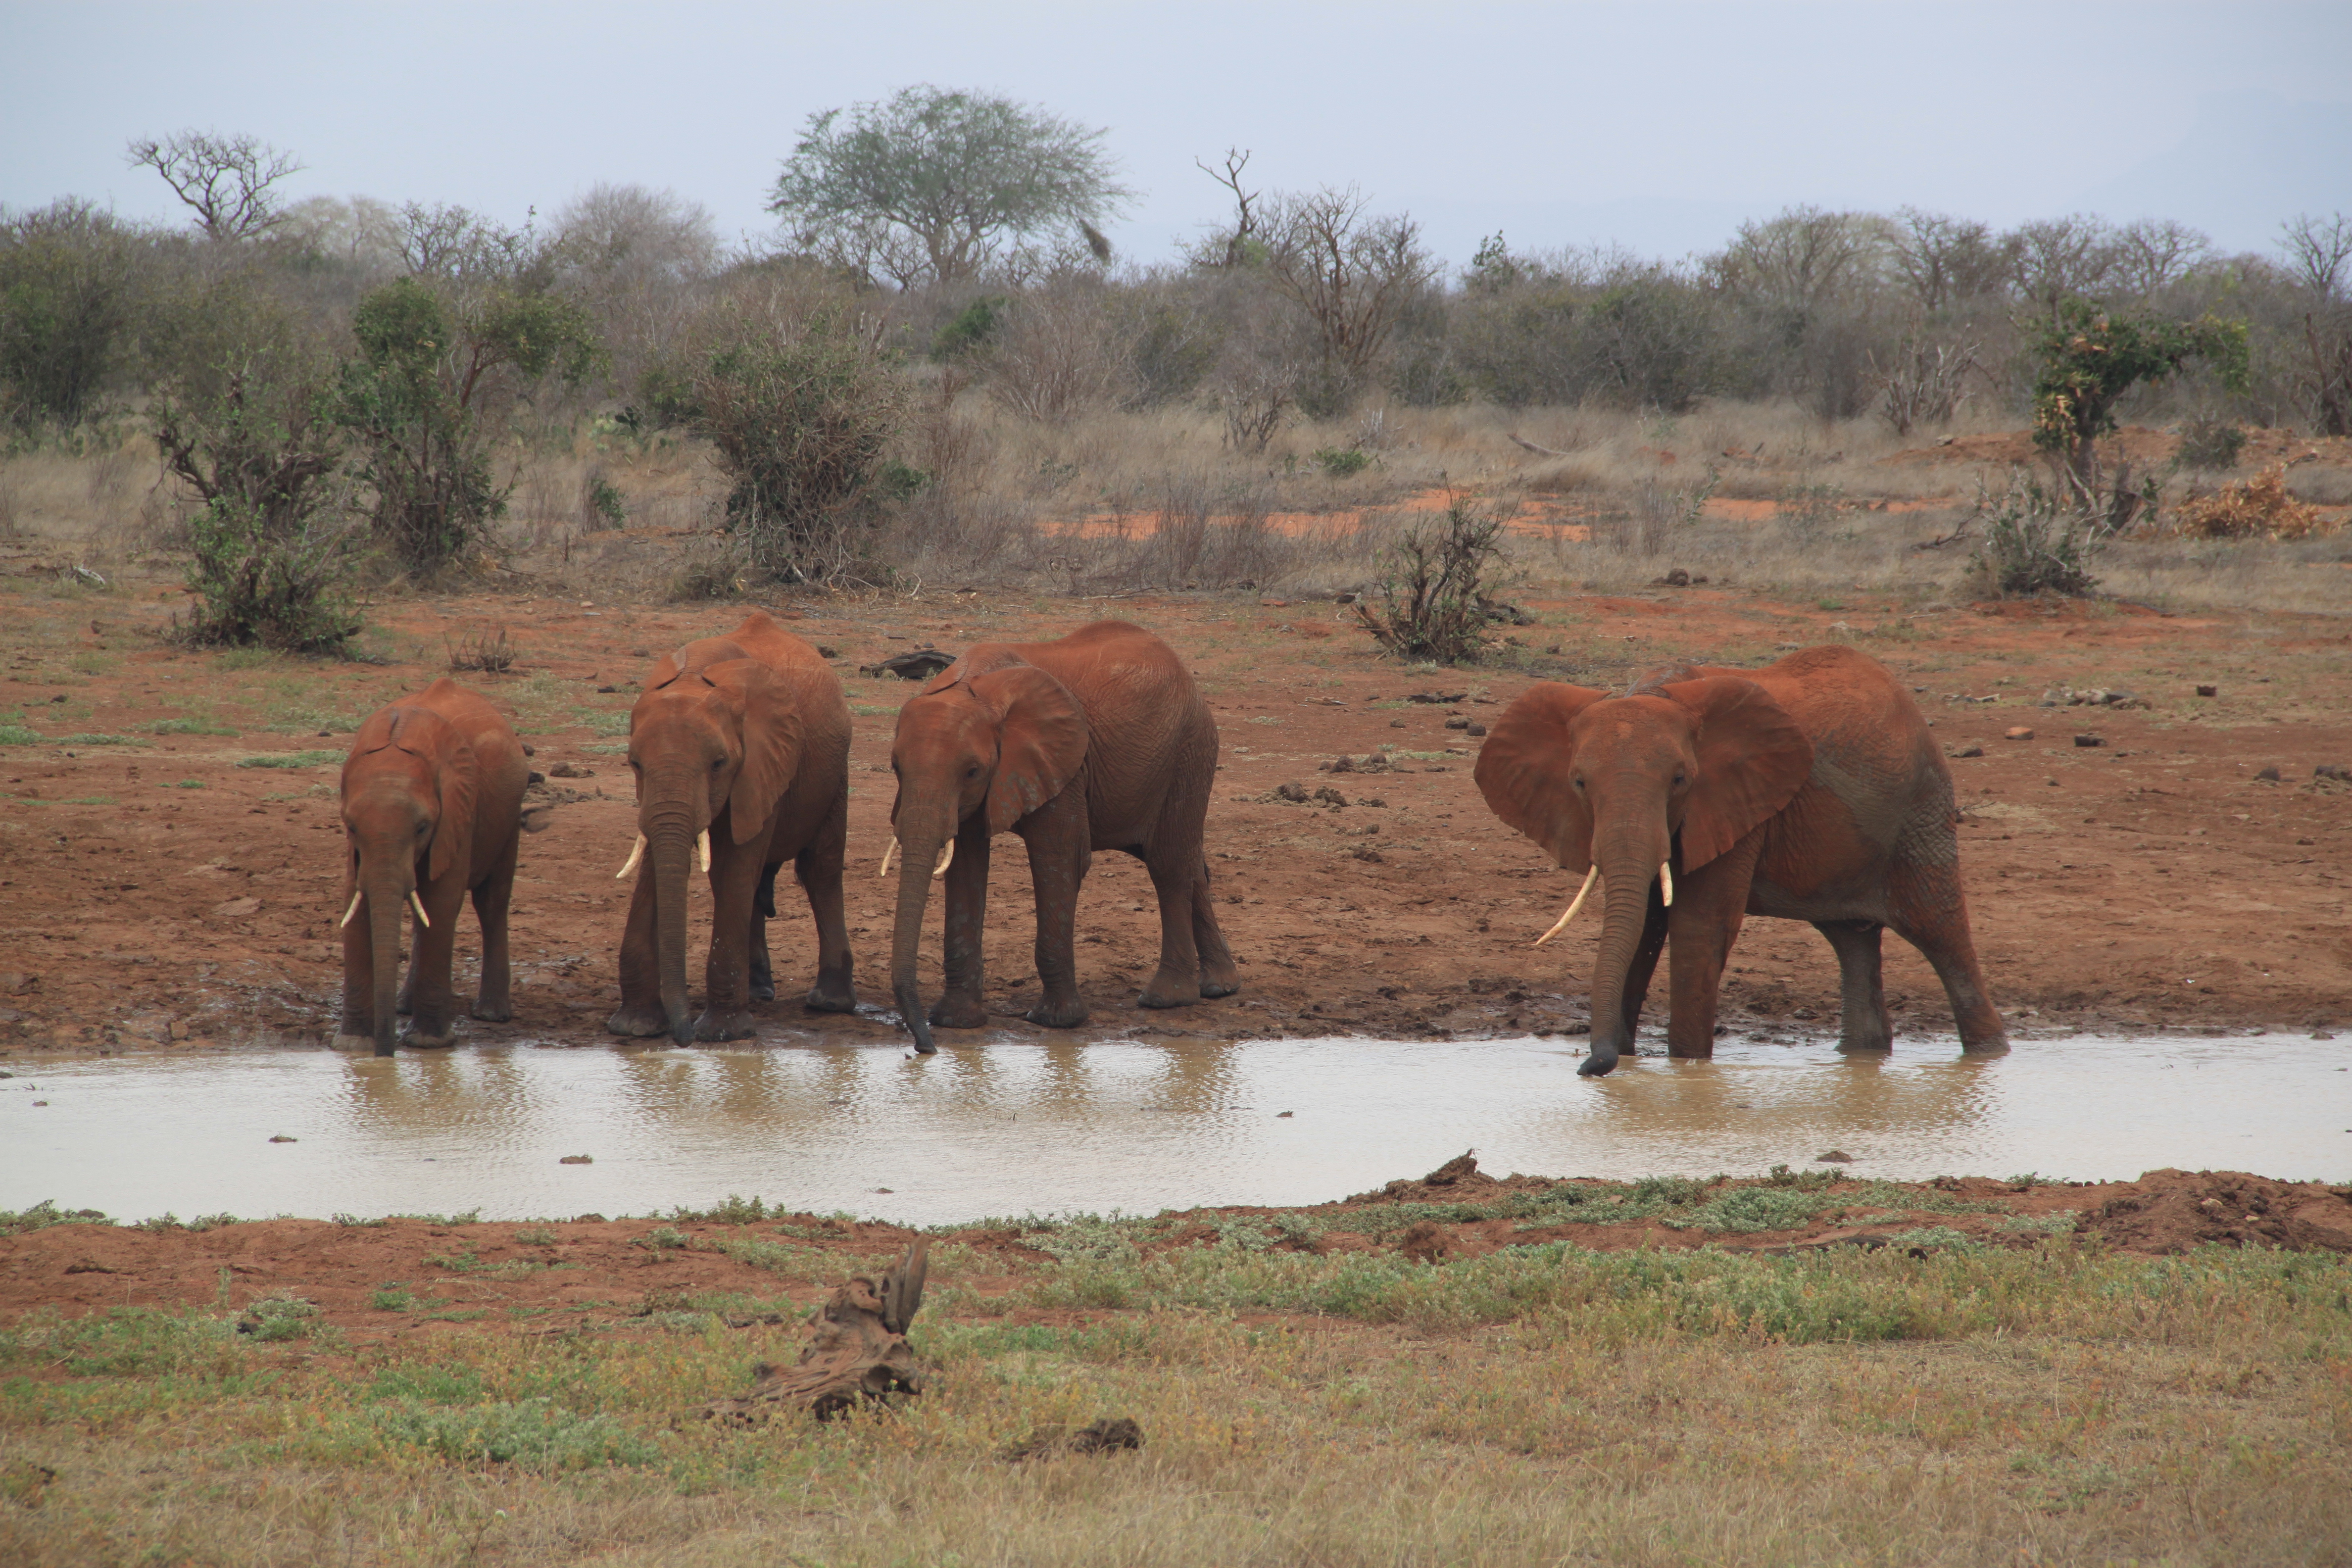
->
1966, 470, 2101, 597
2173, 466, 2330, 540
1354, 498, 1513, 663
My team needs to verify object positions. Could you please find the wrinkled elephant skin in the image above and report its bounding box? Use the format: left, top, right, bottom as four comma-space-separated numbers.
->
608, 612, 854, 1046
337, 679, 533, 1057
1475, 644, 2007, 1077
885, 620, 1237, 1053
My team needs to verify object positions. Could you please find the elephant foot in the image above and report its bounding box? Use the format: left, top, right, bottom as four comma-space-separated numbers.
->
1576, 1053, 1618, 1078
1836, 1037, 1893, 1055
470, 1000, 513, 1024
693, 1009, 758, 1043
332, 1032, 375, 1053
606, 1003, 673, 1039
749, 980, 777, 1003
1199, 976, 1240, 999
928, 996, 987, 1030
1027, 998, 1089, 1030
1960, 1036, 2011, 1056
402, 1026, 458, 1050
1136, 987, 1194, 1011
803, 980, 857, 1015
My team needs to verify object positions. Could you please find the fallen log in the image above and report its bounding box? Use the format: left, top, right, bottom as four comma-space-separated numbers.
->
698, 1238, 930, 1423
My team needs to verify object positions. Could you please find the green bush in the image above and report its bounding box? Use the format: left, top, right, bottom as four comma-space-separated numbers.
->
1967, 471, 2102, 598
0, 200, 145, 432
693, 316, 909, 583
2174, 415, 2246, 470
179, 497, 360, 653
369, 1397, 656, 1469
1314, 446, 1372, 477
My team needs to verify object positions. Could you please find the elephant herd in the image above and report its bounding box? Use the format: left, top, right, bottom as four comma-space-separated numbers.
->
335, 612, 2006, 1078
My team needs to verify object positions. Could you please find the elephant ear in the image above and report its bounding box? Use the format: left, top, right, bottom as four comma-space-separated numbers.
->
1473, 683, 1608, 873
429, 735, 479, 884
707, 659, 804, 844
920, 642, 1028, 695
1661, 675, 1814, 872
969, 665, 1087, 833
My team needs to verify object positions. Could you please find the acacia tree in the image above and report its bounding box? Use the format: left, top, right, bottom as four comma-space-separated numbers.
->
1258, 186, 1436, 414
125, 131, 302, 243
768, 86, 1132, 288
2281, 212, 2352, 435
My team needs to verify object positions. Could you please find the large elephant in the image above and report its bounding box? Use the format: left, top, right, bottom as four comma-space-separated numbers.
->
1474, 644, 2006, 1077
336, 679, 533, 1057
607, 611, 854, 1045
885, 620, 1236, 1054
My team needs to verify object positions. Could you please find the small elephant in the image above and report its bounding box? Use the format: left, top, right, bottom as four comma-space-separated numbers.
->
337, 679, 535, 1056
608, 612, 854, 1045
884, 620, 1237, 1053
1474, 644, 2006, 1077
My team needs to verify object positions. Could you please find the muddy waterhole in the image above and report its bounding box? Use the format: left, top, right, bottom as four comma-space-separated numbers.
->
3, 1034, 2345, 1225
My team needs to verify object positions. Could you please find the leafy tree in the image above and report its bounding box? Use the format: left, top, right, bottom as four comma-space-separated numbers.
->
338, 273, 598, 572
125, 131, 303, 243
0, 200, 146, 431
2029, 300, 2248, 474
768, 86, 1132, 288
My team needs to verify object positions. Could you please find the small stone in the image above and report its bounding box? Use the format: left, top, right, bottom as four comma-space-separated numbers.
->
1273, 781, 1309, 803
1277, 1110, 1294, 1118
2316, 764, 2349, 781
1815, 1150, 1854, 1163
547, 761, 594, 779
1444, 716, 1470, 730
1467, 723, 1487, 737
1390, 718, 1407, 728
817, 645, 840, 659
2195, 684, 2217, 697
1954, 745, 1984, 758
2254, 766, 2281, 782
559, 1154, 594, 1165
596, 685, 618, 694
527, 771, 546, 785
268, 1134, 297, 1143
874, 1187, 893, 1194
2004, 727, 2034, 741
2074, 734, 2105, 747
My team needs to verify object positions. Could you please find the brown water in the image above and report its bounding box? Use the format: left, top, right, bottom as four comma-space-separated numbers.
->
4, 1033, 2345, 1226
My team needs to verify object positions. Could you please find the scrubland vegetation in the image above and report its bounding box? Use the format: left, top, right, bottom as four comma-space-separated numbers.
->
3, 106, 2349, 654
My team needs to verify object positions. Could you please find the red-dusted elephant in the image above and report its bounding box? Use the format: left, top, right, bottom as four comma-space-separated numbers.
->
1474, 644, 2006, 1077
607, 611, 855, 1045
883, 620, 1237, 1053
337, 679, 535, 1057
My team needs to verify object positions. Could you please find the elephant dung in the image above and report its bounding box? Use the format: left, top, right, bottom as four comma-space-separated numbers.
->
2004, 726, 2035, 740
698, 1240, 929, 1423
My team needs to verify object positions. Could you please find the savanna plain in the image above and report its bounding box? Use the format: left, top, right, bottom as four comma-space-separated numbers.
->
4, 404, 2352, 1565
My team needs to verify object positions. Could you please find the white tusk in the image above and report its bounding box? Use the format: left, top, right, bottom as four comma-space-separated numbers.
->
879, 837, 899, 879
615, 833, 646, 881
1533, 865, 1601, 947
339, 889, 363, 929
932, 839, 955, 879
697, 829, 711, 874
1660, 861, 1674, 907
408, 890, 431, 929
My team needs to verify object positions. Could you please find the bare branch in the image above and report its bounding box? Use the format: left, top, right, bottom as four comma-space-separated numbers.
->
125, 131, 302, 243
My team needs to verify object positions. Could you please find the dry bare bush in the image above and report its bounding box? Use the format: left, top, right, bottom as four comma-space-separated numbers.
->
1260, 187, 1437, 413
1872, 336, 1981, 435
984, 280, 1131, 424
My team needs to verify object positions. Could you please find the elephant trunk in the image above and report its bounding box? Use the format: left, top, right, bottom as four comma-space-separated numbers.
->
1578, 822, 1671, 1078
366, 864, 408, 1058
650, 822, 696, 1046
888, 819, 950, 1055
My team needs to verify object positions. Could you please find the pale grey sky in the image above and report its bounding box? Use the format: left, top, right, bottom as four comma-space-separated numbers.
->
4, 0, 2347, 269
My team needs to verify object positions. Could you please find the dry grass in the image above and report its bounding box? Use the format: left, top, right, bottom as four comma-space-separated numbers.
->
2, 1236, 2345, 1566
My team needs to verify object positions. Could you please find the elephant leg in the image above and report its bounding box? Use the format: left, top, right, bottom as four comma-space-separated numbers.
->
337, 892, 376, 1050
1191, 862, 1240, 999
607, 864, 670, 1037
748, 860, 779, 1003
930, 827, 993, 1030
695, 832, 766, 1043
796, 792, 857, 1014
1137, 843, 1206, 1011
1019, 798, 1091, 1030
402, 881, 464, 1048
1663, 847, 1756, 1057
468, 834, 519, 1024
1616, 893, 1672, 1045
1888, 859, 2008, 1053
1815, 920, 1893, 1053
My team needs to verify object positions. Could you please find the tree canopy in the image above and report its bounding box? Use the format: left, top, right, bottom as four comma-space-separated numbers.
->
768, 86, 1132, 288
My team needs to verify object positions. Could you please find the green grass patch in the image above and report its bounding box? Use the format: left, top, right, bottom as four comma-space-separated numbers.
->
236, 750, 343, 769
51, 732, 134, 745
147, 717, 239, 735
0, 722, 42, 745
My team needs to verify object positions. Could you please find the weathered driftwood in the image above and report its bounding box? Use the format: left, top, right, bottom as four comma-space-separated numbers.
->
699, 1238, 930, 1423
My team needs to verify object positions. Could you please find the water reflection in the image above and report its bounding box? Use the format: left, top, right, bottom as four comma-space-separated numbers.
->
2, 1033, 2344, 1226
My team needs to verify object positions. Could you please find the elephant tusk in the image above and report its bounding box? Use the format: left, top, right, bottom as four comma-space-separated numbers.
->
697, 829, 711, 874
340, 889, 363, 929
879, 837, 899, 879
1534, 865, 1601, 947
615, 833, 646, 880
932, 839, 954, 880
408, 890, 431, 929
1660, 861, 1674, 907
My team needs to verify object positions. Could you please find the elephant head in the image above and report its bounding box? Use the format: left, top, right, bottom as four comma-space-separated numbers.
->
622, 655, 802, 1044
341, 703, 478, 1057
886, 657, 1087, 1053
1474, 674, 1813, 1077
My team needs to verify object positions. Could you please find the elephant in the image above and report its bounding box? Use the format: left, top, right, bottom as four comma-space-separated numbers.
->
884, 619, 1237, 1054
607, 611, 855, 1045
1474, 644, 2006, 1077
336, 678, 534, 1057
